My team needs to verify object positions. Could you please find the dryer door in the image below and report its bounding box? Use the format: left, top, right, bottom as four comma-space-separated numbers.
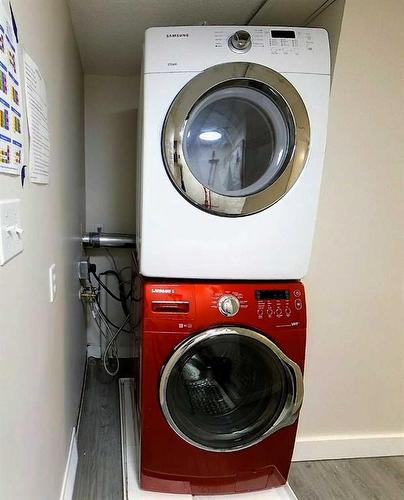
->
159, 327, 303, 452
162, 62, 310, 216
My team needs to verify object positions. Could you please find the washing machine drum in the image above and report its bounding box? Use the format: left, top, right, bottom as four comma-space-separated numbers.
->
162, 62, 310, 216
159, 327, 303, 452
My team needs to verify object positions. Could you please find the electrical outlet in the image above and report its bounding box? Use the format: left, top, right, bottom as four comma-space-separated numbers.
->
49, 264, 56, 303
78, 258, 90, 285
0, 199, 23, 266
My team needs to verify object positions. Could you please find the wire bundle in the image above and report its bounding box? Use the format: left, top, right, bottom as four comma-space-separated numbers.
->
88, 253, 133, 376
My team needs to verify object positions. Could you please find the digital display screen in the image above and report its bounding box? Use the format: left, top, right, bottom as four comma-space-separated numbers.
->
255, 290, 290, 300
271, 30, 296, 39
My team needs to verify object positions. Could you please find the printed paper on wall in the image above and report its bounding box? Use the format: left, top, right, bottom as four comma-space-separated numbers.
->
23, 52, 50, 184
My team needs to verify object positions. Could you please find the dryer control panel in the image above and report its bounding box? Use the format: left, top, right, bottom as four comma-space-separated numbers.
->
215, 27, 316, 56
144, 26, 330, 76
143, 280, 306, 333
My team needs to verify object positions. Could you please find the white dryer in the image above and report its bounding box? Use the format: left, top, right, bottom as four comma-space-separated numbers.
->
137, 26, 330, 279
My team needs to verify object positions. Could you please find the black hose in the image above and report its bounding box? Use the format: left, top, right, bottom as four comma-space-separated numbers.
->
91, 271, 122, 302
95, 296, 130, 333
99, 270, 130, 316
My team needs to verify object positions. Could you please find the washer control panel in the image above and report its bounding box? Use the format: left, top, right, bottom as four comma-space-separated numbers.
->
209, 284, 305, 327
144, 281, 306, 333
217, 294, 240, 317
255, 288, 302, 322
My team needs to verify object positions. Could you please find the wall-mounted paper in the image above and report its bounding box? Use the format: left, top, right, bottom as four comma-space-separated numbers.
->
0, 1, 23, 176
23, 52, 50, 184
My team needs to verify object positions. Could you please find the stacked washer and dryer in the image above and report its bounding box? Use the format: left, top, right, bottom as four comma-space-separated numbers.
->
135, 26, 330, 496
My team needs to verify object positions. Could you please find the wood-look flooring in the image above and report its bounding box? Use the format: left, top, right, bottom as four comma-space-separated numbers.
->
73, 358, 130, 500
289, 456, 404, 500
73, 359, 404, 500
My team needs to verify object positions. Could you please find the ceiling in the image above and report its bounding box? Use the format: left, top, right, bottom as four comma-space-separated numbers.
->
67, 0, 330, 75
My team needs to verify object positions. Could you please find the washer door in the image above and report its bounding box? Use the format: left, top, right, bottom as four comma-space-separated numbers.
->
159, 327, 303, 452
162, 62, 310, 216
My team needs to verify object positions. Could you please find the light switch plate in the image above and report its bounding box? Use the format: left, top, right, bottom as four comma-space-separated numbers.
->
49, 264, 56, 302
0, 199, 23, 266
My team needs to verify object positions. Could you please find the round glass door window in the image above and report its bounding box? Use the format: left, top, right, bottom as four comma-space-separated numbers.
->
159, 327, 303, 452
183, 85, 294, 198
162, 63, 310, 216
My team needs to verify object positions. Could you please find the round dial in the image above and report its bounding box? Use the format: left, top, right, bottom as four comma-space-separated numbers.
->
218, 294, 240, 317
228, 30, 252, 53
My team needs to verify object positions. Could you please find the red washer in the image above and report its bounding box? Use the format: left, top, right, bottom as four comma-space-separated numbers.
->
134, 279, 306, 495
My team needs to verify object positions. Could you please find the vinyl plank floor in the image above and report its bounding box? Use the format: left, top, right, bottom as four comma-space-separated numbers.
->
289, 456, 404, 500
73, 358, 131, 500
73, 359, 404, 500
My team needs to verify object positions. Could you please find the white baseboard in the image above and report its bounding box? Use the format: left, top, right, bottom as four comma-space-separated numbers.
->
59, 427, 78, 500
293, 433, 404, 462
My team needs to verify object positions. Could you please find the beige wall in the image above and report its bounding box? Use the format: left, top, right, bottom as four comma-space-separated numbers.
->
309, 0, 345, 73
0, 0, 85, 498
85, 75, 138, 235
84, 74, 138, 357
82, 1, 404, 460
296, 0, 404, 457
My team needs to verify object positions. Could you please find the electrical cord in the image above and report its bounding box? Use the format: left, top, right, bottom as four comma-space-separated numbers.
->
119, 266, 132, 274
84, 254, 138, 376
91, 297, 136, 376
105, 248, 119, 274
102, 315, 130, 376
131, 250, 139, 273
91, 301, 122, 376
95, 296, 131, 333
91, 265, 131, 311
91, 271, 123, 302
89, 264, 133, 329
91, 303, 114, 373
99, 269, 130, 315
91, 305, 107, 340
104, 249, 131, 305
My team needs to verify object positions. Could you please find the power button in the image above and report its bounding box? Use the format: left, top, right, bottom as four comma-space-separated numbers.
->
294, 299, 302, 310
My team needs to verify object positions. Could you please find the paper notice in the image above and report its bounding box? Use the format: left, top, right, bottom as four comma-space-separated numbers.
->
23, 52, 50, 184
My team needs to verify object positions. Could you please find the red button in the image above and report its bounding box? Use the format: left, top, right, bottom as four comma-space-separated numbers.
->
295, 299, 302, 310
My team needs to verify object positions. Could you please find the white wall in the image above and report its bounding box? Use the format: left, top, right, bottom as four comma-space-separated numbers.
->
84, 75, 138, 357
294, 0, 404, 460
0, 0, 86, 498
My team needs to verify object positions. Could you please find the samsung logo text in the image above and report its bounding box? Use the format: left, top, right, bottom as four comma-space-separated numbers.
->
166, 33, 189, 38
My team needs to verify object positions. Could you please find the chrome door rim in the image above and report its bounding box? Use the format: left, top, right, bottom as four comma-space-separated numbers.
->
162, 62, 310, 217
159, 327, 304, 452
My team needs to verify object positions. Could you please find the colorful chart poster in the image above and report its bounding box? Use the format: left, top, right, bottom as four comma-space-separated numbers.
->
0, 1, 23, 176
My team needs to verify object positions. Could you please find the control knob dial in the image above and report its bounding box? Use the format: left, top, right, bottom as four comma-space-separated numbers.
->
228, 30, 252, 53
218, 294, 240, 317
